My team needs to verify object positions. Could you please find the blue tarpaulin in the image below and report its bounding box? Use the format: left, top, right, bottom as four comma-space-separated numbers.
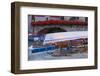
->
31, 45, 56, 53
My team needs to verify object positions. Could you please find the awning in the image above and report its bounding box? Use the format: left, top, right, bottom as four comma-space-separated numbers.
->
31, 20, 87, 26
43, 31, 88, 45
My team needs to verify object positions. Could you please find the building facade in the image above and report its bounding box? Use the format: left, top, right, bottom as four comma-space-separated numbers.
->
28, 15, 88, 35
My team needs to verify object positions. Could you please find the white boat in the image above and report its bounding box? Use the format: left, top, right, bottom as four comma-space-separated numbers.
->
43, 31, 88, 45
